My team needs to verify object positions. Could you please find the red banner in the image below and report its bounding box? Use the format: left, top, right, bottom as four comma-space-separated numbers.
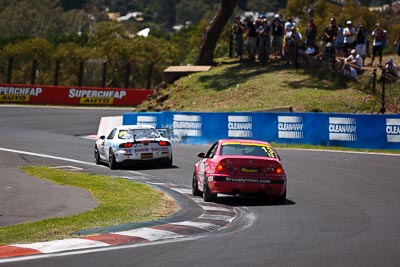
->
0, 84, 154, 106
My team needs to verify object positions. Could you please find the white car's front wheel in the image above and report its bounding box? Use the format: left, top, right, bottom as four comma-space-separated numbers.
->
109, 149, 119, 170
94, 145, 101, 165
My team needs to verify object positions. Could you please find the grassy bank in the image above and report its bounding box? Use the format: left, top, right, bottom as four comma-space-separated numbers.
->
0, 166, 177, 245
140, 57, 399, 114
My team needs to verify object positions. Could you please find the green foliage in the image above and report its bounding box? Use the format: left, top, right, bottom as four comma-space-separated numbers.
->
50, 34, 89, 47
0, 38, 54, 84
0, 0, 398, 89
286, 0, 386, 42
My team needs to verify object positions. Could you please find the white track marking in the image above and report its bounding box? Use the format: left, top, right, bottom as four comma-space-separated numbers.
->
15, 238, 110, 253
113, 228, 185, 241
0, 147, 96, 166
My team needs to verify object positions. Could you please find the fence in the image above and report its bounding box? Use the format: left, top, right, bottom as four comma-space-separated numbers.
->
1, 57, 156, 89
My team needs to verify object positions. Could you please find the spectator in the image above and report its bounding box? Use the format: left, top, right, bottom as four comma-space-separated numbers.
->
231, 16, 245, 59
324, 17, 338, 50
284, 16, 296, 38
284, 16, 296, 58
244, 17, 257, 60
385, 58, 399, 80
343, 49, 363, 80
298, 43, 319, 68
271, 14, 284, 59
355, 23, 368, 65
305, 18, 318, 46
335, 23, 344, 57
258, 18, 271, 66
369, 23, 387, 66
286, 26, 302, 66
314, 42, 335, 64
343, 20, 356, 57
395, 30, 400, 56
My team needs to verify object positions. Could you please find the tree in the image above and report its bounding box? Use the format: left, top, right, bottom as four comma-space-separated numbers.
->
195, 0, 237, 65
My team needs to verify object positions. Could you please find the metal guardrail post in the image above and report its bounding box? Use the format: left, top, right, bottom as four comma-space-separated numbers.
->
6, 57, 13, 84
101, 61, 107, 88
30, 59, 37, 85
229, 34, 233, 58
371, 69, 377, 95
54, 60, 60, 86
146, 64, 153, 89
379, 68, 386, 114
124, 62, 131, 88
78, 60, 84, 86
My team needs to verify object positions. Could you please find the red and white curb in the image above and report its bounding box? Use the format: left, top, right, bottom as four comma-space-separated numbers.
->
0, 184, 237, 259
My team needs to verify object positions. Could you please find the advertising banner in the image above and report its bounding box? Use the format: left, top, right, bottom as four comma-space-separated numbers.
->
123, 111, 400, 150
0, 84, 154, 106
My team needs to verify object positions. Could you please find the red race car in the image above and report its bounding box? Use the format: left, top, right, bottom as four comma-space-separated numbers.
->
192, 139, 287, 203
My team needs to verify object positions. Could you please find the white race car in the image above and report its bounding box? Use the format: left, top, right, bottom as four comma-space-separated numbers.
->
94, 125, 173, 169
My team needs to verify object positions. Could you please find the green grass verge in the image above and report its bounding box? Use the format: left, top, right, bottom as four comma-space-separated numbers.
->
0, 166, 174, 245
272, 143, 400, 154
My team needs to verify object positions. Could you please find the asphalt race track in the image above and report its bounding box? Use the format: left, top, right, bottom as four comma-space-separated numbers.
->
0, 105, 400, 266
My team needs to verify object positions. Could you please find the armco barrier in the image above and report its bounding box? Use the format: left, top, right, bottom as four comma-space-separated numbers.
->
0, 84, 154, 106
123, 111, 400, 150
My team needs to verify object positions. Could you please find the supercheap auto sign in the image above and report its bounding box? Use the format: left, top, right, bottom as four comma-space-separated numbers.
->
0, 84, 154, 106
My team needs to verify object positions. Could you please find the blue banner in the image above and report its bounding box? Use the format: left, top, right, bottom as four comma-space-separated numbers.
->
123, 112, 400, 150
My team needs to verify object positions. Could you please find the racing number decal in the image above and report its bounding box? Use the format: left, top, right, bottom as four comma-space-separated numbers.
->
261, 146, 275, 158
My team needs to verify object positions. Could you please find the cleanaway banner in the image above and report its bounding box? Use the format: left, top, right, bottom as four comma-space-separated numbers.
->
123, 111, 400, 150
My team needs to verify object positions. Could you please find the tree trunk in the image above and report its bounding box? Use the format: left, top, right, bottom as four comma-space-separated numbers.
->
195, 0, 237, 65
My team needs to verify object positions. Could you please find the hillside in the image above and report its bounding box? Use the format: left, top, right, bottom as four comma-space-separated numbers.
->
139, 57, 399, 114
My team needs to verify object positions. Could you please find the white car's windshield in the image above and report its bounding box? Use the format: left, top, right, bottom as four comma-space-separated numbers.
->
118, 129, 160, 140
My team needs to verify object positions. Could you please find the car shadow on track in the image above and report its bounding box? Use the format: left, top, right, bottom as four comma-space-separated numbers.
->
118, 164, 179, 171
212, 195, 296, 207
96, 161, 179, 171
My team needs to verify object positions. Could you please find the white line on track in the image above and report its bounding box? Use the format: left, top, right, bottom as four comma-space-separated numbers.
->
0, 147, 97, 166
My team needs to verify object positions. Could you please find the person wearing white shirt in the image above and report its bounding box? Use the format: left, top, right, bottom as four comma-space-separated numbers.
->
343, 20, 356, 57
344, 49, 363, 80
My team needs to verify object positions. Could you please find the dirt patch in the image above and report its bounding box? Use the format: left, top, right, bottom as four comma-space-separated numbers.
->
152, 192, 179, 219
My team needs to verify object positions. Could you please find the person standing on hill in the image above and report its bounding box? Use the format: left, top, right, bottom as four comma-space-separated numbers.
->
335, 23, 344, 57
286, 26, 302, 66
258, 18, 271, 66
343, 20, 356, 57
324, 17, 338, 51
231, 16, 245, 59
284, 16, 296, 59
369, 23, 387, 66
271, 14, 284, 59
394, 30, 400, 56
305, 18, 318, 46
355, 23, 368, 65
244, 17, 257, 60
